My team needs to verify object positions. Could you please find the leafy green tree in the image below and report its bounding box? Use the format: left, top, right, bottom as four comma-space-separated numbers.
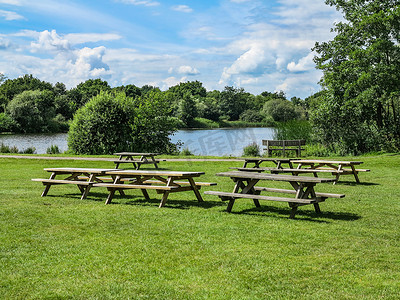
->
262, 99, 300, 122
113, 84, 142, 99
67, 78, 111, 110
177, 93, 197, 127
313, 0, 400, 153
0, 75, 54, 112
6, 90, 56, 133
68, 91, 179, 155
218, 86, 250, 121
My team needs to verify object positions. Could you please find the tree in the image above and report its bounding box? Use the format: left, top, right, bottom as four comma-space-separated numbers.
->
67, 78, 111, 110
262, 99, 300, 122
6, 90, 56, 133
313, 0, 400, 153
218, 86, 250, 120
0, 75, 54, 112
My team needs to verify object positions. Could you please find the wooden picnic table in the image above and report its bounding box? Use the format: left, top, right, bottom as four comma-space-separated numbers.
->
242, 158, 295, 168
95, 170, 216, 207
205, 171, 344, 219
290, 159, 370, 183
113, 152, 162, 169
32, 168, 119, 200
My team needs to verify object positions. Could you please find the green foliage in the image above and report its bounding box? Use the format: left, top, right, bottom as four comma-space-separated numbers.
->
0, 142, 18, 153
68, 91, 179, 155
263, 99, 300, 122
242, 142, 261, 157
239, 109, 264, 122
313, 0, 400, 154
273, 120, 312, 141
0, 112, 16, 132
180, 147, 194, 156
218, 86, 249, 121
67, 78, 111, 110
46, 145, 61, 154
20, 146, 36, 154
0, 74, 54, 112
6, 90, 56, 133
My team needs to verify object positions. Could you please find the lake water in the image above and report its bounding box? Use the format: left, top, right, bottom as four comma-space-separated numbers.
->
0, 127, 275, 156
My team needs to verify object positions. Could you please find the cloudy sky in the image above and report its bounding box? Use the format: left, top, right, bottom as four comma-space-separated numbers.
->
0, 0, 342, 99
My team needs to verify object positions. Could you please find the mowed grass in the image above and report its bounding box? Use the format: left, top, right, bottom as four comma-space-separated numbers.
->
1, 155, 400, 299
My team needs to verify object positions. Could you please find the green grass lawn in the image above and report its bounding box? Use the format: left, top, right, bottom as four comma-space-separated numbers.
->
1, 155, 400, 299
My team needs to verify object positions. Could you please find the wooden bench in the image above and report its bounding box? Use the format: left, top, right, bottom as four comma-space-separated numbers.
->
262, 139, 305, 157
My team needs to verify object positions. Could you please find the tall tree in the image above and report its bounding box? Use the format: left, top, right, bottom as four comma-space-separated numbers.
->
312, 0, 400, 153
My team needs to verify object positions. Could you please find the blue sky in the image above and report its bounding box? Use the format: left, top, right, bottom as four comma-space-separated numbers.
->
0, 0, 342, 98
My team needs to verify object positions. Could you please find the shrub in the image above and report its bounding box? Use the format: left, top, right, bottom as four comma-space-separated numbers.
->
46, 145, 61, 154
20, 146, 36, 154
180, 147, 194, 156
68, 91, 179, 155
242, 142, 260, 157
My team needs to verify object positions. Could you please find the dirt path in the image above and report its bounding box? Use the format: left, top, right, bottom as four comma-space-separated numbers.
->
0, 154, 242, 162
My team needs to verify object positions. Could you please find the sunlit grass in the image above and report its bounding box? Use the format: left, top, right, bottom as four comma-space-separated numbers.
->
1, 155, 399, 299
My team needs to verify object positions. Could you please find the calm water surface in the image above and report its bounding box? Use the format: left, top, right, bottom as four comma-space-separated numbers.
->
0, 127, 275, 156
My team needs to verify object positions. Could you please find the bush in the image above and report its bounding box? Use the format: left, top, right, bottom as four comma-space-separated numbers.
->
20, 146, 36, 154
242, 142, 260, 157
0, 142, 18, 153
68, 91, 179, 155
180, 148, 194, 156
239, 109, 264, 122
46, 145, 61, 154
0, 113, 16, 132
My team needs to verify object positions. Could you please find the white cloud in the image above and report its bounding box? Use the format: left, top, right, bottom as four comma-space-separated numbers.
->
0, 9, 25, 20
169, 65, 199, 75
0, 0, 21, 5
171, 5, 193, 13
116, 0, 160, 7
287, 52, 315, 72
30, 30, 70, 53
64, 33, 122, 45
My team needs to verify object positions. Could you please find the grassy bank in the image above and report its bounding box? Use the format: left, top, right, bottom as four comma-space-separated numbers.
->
1, 155, 399, 299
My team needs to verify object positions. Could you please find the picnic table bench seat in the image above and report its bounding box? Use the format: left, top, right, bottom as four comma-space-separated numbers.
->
32, 178, 92, 185
233, 167, 346, 174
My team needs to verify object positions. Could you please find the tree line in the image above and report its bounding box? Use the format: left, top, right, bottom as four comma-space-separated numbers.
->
0, 74, 309, 133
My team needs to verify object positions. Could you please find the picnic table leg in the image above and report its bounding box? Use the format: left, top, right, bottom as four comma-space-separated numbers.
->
149, 156, 159, 169
350, 165, 360, 183
105, 175, 121, 204
80, 173, 95, 200
159, 191, 170, 208
289, 205, 298, 219
141, 189, 150, 201
41, 172, 56, 196
188, 177, 204, 202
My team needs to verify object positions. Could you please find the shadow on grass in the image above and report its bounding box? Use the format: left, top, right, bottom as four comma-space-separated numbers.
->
227, 204, 361, 223
59, 191, 226, 209
335, 181, 379, 186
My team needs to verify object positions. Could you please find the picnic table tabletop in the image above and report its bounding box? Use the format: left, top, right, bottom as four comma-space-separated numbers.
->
216, 170, 336, 184
44, 167, 117, 174
105, 170, 204, 177
291, 159, 363, 165
242, 157, 296, 168
114, 152, 160, 156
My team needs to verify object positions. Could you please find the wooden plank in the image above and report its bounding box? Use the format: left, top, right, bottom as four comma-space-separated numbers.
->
215, 171, 336, 183
43, 168, 117, 174
93, 183, 179, 190
253, 186, 345, 198
142, 180, 217, 186
291, 160, 363, 165
105, 170, 205, 177
32, 179, 92, 185
204, 191, 319, 204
